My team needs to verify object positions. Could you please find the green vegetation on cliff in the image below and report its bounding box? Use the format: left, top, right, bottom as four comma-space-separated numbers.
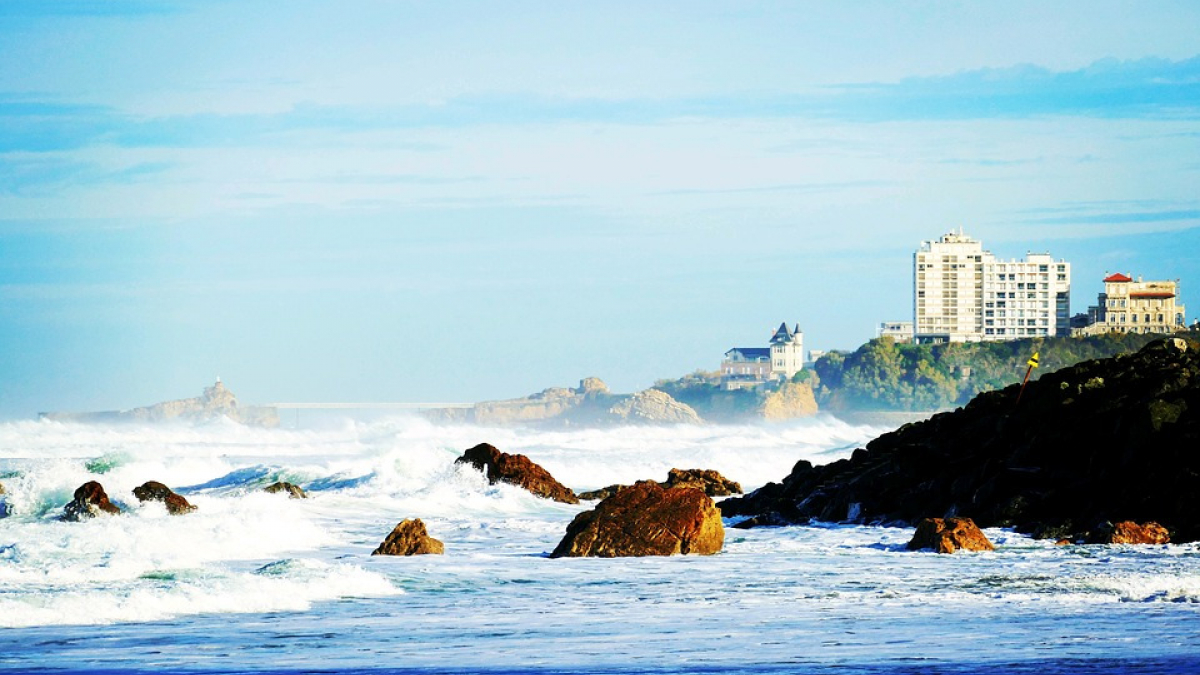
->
812, 332, 1171, 411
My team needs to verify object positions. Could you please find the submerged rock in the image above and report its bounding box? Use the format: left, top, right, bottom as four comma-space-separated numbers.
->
62, 481, 121, 521
722, 338, 1200, 541
550, 481, 724, 558
907, 517, 995, 554
132, 481, 196, 515
264, 481, 308, 499
1084, 521, 1170, 545
371, 518, 445, 556
456, 443, 579, 504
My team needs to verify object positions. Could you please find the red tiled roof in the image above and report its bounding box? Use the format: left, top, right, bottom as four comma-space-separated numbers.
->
1104, 273, 1133, 283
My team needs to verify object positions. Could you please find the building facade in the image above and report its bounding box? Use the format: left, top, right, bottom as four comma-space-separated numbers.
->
721, 322, 805, 388
878, 321, 914, 343
769, 322, 805, 378
914, 231, 1071, 344
1075, 273, 1187, 335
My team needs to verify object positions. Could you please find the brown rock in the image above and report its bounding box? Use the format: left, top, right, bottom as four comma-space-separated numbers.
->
1086, 521, 1170, 545
550, 481, 724, 558
371, 518, 445, 556
907, 517, 995, 554
455, 443, 579, 504
664, 468, 742, 497
62, 481, 122, 521
578, 485, 625, 501
132, 481, 196, 515
0, 481, 6, 495
264, 481, 308, 499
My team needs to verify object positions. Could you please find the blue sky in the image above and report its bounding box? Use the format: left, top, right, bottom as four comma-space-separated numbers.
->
2, 1, 1199, 416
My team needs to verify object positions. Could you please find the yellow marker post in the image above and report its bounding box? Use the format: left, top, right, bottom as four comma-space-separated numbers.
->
1016, 351, 1039, 405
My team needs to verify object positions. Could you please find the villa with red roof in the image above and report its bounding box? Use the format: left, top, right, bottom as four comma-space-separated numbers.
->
1076, 273, 1187, 335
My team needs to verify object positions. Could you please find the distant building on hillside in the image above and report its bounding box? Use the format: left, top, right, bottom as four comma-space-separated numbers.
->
1074, 273, 1187, 336
878, 321, 914, 343
913, 230, 1071, 344
721, 322, 805, 389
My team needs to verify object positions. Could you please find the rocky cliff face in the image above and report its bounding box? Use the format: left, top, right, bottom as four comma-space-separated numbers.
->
722, 338, 1200, 542
427, 379, 701, 427
42, 381, 279, 428
759, 382, 819, 420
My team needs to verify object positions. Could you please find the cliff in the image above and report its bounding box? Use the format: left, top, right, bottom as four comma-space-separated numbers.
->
721, 337, 1200, 542
426, 378, 701, 427
41, 380, 280, 428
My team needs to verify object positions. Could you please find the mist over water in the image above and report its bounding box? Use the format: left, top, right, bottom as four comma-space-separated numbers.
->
2, 415, 1199, 673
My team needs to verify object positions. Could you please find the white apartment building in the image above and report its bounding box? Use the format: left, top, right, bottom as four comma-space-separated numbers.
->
914, 231, 1071, 344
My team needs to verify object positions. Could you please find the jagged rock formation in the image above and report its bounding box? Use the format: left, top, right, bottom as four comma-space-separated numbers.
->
132, 481, 196, 515
606, 389, 702, 424
550, 481, 724, 558
62, 481, 121, 521
722, 338, 1200, 542
906, 517, 995, 553
456, 443, 579, 504
41, 380, 279, 428
425, 379, 701, 427
759, 382, 819, 420
578, 468, 742, 501
371, 518, 445, 556
1084, 521, 1170, 545
264, 481, 308, 499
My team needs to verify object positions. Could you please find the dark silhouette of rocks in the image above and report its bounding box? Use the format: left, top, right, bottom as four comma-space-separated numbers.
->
371, 518, 445, 556
132, 481, 196, 515
907, 517, 994, 553
456, 443, 579, 504
722, 337, 1200, 542
578, 468, 742, 501
62, 481, 121, 521
550, 481, 724, 557
264, 481, 308, 499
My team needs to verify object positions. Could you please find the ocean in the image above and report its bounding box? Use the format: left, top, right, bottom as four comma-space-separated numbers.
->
2, 415, 1199, 674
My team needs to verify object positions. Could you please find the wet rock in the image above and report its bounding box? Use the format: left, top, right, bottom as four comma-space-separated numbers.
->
371, 518, 444, 556
906, 517, 995, 554
722, 338, 1200, 541
264, 481, 308, 499
62, 481, 121, 521
456, 443, 579, 504
1084, 521, 1170, 545
664, 468, 742, 497
550, 481, 724, 557
132, 481, 197, 515
577, 485, 624, 501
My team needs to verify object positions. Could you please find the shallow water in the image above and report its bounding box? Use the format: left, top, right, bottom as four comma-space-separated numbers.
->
1, 415, 1199, 673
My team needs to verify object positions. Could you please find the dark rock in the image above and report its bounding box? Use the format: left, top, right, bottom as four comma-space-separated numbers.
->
1084, 520, 1170, 545
264, 481, 308, 499
63, 481, 121, 521
907, 517, 995, 553
132, 481, 196, 515
550, 481, 724, 557
721, 337, 1200, 541
664, 468, 742, 496
371, 518, 445, 556
578, 484, 624, 501
456, 443, 579, 504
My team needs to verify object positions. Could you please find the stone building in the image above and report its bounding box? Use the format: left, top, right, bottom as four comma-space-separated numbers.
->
1075, 273, 1187, 335
721, 322, 805, 389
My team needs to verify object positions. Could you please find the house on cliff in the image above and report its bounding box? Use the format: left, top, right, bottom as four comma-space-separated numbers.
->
721, 322, 805, 390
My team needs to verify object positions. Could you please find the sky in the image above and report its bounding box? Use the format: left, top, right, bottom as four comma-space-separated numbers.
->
1, 1, 1199, 417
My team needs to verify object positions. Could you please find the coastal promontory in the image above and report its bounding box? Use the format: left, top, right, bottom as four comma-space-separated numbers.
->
722, 337, 1200, 542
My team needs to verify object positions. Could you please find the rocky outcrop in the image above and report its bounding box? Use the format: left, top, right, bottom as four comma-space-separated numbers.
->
551, 481, 724, 557
664, 468, 742, 497
132, 481, 196, 515
907, 517, 995, 553
425, 379, 701, 427
62, 481, 121, 521
371, 518, 445, 556
0, 481, 8, 518
577, 468, 742, 501
41, 380, 279, 428
456, 443, 579, 504
264, 481, 308, 499
722, 337, 1200, 542
759, 382, 819, 420
1084, 521, 1170, 545
606, 389, 702, 425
